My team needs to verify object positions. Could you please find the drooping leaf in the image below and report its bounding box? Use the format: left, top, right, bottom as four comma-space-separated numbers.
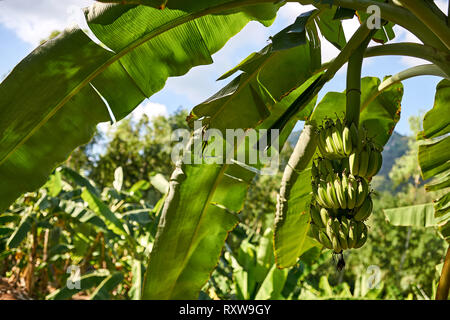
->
384, 203, 437, 228
61, 166, 100, 197
270, 10, 316, 51
333, 7, 355, 20
90, 272, 124, 300
417, 80, 450, 140
188, 16, 321, 132
81, 188, 128, 238
46, 269, 110, 300
6, 210, 33, 249
0, 1, 280, 211
315, 8, 347, 50
419, 137, 450, 181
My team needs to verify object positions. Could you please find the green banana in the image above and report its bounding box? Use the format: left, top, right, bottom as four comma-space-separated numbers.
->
316, 187, 328, 208
354, 196, 373, 221
340, 217, 349, 235
320, 208, 331, 227
325, 128, 337, 155
367, 149, 382, 177
317, 184, 332, 208
331, 234, 342, 253
342, 126, 352, 156
327, 182, 339, 209
338, 229, 349, 250
348, 220, 357, 248
355, 178, 368, 208
332, 126, 344, 157
347, 176, 357, 209
354, 223, 368, 249
329, 218, 346, 250
310, 205, 325, 227
358, 147, 370, 177
334, 176, 345, 209
349, 151, 359, 176
359, 178, 369, 205
319, 231, 333, 249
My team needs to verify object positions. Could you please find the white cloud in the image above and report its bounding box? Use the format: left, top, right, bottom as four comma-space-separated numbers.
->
0, 0, 93, 46
130, 100, 168, 121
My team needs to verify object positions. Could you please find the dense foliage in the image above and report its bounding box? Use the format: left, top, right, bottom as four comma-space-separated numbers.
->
0, 112, 446, 299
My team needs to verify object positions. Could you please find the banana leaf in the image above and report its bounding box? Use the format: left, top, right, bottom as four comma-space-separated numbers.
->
384, 203, 437, 228
417, 80, 450, 243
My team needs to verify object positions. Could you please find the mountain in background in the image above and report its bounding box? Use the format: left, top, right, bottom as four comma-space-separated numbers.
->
287, 130, 410, 181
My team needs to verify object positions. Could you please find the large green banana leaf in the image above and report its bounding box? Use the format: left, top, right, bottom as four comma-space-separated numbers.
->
0, 2, 280, 212
274, 76, 404, 268
142, 18, 322, 298
417, 80, 450, 243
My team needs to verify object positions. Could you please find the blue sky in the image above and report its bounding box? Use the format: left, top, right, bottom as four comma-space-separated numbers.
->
0, 0, 446, 136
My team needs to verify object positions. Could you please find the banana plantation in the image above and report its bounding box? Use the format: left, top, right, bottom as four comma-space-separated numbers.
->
0, 0, 449, 302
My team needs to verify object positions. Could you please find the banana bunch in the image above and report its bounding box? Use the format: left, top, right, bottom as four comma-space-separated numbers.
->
313, 173, 370, 211
348, 142, 383, 178
308, 119, 380, 260
316, 118, 360, 159
310, 209, 368, 253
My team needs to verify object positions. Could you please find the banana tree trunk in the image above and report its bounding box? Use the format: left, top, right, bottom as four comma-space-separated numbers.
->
436, 246, 450, 300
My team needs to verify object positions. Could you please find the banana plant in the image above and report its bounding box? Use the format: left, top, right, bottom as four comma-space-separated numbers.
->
0, 167, 164, 299
1, 0, 449, 300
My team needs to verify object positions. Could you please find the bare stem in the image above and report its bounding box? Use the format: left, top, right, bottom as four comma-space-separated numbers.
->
346, 36, 372, 127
